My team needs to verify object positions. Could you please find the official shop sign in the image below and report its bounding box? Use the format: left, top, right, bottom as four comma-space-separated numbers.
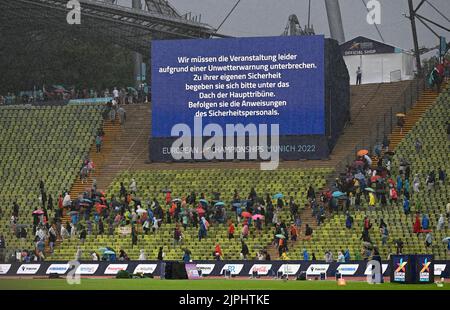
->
277, 264, 301, 275
248, 264, 272, 275
46, 264, 70, 274
76, 264, 99, 275
133, 264, 157, 274
104, 264, 128, 275
195, 264, 215, 276
221, 264, 244, 275
306, 264, 329, 275
16, 264, 41, 275
0, 264, 11, 275
336, 264, 360, 275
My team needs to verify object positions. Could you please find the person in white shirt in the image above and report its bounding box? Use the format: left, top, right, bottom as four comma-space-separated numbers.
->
138, 249, 147, 261
113, 87, 119, 99
437, 214, 445, 230
91, 252, 99, 261
63, 193, 71, 207
61, 225, 70, 240
337, 251, 345, 262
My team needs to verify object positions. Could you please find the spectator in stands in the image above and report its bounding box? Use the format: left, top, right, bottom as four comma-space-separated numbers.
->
91, 252, 99, 261
397, 115, 405, 134
119, 249, 130, 261
324, 250, 333, 262
425, 232, 433, 248
356, 67, 362, 85
12, 201, 20, 218
337, 251, 345, 262
414, 138, 422, 154
117, 106, 126, 125
138, 249, 147, 261
438, 167, 446, 186
304, 224, 313, 241
437, 214, 445, 231
60, 224, 69, 240
403, 197, 410, 215
157, 247, 165, 260
422, 214, 430, 230
344, 249, 351, 262
0, 235, 5, 262
228, 221, 235, 239
426, 171, 435, 191
240, 241, 249, 260
290, 223, 297, 241
95, 134, 102, 153
214, 243, 223, 260
345, 212, 354, 229
302, 248, 309, 261
182, 249, 191, 263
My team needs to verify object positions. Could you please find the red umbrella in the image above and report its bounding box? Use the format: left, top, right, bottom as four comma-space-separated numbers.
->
357, 149, 369, 157
241, 211, 252, 218
371, 175, 381, 182
95, 203, 106, 214
32, 209, 44, 215
252, 214, 264, 220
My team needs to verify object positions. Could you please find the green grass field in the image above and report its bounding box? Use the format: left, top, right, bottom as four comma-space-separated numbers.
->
0, 279, 448, 290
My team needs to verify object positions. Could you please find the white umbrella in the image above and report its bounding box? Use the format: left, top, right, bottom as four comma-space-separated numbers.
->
442, 237, 450, 243
136, 208, 147, 215
364, 154, 372, 166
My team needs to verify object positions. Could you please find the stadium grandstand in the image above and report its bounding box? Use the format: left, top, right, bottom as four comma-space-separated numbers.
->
0, 0, 449, 291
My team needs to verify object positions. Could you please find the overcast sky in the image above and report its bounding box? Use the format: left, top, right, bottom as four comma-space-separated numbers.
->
118, 0, 449, 52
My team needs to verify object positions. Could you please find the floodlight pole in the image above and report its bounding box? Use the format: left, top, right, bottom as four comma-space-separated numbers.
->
408, 0, 423, 77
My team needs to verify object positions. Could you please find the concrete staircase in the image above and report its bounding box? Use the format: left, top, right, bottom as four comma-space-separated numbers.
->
388, 89, 440, 150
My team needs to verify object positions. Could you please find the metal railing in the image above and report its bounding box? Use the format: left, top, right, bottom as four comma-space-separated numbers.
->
333, 78, 426, 177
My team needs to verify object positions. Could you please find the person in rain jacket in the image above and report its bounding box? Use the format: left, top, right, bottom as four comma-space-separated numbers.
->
345, 212, 354, 229
344, 249, 351, 262
302, 248, 309, 261
403, 197, 410, 215
413, 213, 421, 234
422, 214, 430, 230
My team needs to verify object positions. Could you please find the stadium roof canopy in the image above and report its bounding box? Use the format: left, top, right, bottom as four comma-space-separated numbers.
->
0, 0, 227, 55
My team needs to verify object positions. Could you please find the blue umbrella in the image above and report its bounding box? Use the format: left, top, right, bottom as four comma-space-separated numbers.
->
80, 198, 92, 203
199, 199, 209, 207
332, 191, 345, 198
214, 201, 225, 207
104, 250, 115, 255
273, 193, 283, 199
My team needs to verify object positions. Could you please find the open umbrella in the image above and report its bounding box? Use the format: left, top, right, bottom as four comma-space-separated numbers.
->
199, 199, 209, 205
332, 191, 345, 198
442, 237, 450, 243
104, 250, 115, 255
214, 202, 225, 207
241, 211, 252, 218
272, 193, 283, 199
172, 198, 181, 203
396, 113, 406, 117
357, 149, 369, 157
136, 208, 147, 215
354, 172, 365, 180
337, 195, 348, 200
275, 234, 286, 239
68, 211, 79, 215
370, 175, 381, 182
385, 151, 395, 156
252, 214, 265, 220
365, 187, 375, 192
32, 210, 44, 215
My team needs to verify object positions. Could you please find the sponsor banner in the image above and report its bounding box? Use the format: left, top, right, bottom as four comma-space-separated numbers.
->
364, 263, 388, 275
133, 264, 157, 274
17, 264, 41, 275
0, 264, 11, 275
248, 264, 272, 275
434, 264, 446, 276
76, 264, 99, 275
68, 97, 112, 105
104, 264, 128, 275
341, 36, 396, 56
306, 264, 329, 276
46, 264, 70, 275
336, 264, 360, 276
195, 264, 215, 276
220, 264, 244, 275
277, 264, 301, 275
